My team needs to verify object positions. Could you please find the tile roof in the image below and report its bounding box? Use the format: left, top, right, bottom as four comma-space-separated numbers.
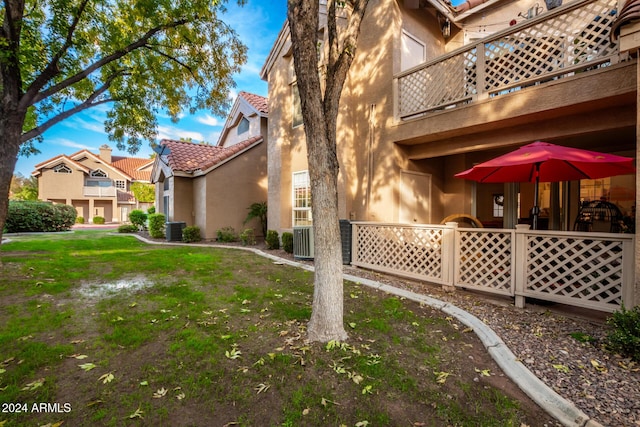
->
239, 91, 268, 115
112, 156, 154, 181
161, 136, 263, 173
612, 0, 640, 40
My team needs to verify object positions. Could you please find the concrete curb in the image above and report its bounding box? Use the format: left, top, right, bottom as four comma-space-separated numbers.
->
127, 234, 602, 427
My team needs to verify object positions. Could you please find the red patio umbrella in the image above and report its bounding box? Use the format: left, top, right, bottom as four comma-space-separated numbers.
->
455, 141, 635, 229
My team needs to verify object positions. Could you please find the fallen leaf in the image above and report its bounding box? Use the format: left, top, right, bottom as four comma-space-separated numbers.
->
127, 407, 144, 419
302, 408, 310, 416
71, 354, 89, 360
474, 368, 491, 377
255, 383, 270, 394
139, 380, 149, 386
590, 359, 608, 373
98, 372, 115, 384
21, 378, 45, 391
434, 371, 450, 384
153, 387, 167, 398
79, 363, 96, 371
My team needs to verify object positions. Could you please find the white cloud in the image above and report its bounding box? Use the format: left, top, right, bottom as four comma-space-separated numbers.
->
195, 114, 221, 127
155, 125, 205, 142
52, 138, 94, 151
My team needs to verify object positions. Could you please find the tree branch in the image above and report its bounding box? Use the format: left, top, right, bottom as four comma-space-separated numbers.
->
23, 0, 90, 103
21, 17, 189, 109
142, 44, 196, 79
20, 70, 125, 142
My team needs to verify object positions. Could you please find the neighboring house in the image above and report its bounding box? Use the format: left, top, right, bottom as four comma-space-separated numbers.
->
32, 145, 154, 223
151, 91, 268, 239
260, 0, 636, 234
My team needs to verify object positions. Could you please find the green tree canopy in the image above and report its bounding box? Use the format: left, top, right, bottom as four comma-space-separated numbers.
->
0, 0, 247, 241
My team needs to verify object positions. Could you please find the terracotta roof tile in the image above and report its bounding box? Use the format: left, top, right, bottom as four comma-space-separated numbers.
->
112, 156, 154, 181
239, 91, 268, 114
161, 136, 263, 173
612, 0, 640, 40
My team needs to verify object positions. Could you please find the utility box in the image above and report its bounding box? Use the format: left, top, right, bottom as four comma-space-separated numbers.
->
166, 222, 186, 242
339, 220, 352, 265
293, 226, 314, 260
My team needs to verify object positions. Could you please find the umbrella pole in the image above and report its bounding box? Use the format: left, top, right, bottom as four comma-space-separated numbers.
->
532, 163, 541, 230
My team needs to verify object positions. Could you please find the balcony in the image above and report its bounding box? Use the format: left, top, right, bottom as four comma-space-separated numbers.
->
394, 0, 622, 120
83, 186, 116, 197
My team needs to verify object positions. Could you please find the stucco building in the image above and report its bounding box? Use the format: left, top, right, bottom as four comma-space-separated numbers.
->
32, 145, 154, 223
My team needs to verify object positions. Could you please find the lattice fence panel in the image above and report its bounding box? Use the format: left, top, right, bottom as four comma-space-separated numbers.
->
456, 231, 514, 295
398, 50, 477, 117
353, 224, 444, 282
483, 0, 618, 92
524, 236, 624, 310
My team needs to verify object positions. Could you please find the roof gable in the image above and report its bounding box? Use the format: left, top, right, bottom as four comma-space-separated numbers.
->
217, 91, 268, 147
157, 136, 263, 177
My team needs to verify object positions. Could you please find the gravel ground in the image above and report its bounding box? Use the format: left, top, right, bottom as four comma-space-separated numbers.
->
338, 264, 640, 427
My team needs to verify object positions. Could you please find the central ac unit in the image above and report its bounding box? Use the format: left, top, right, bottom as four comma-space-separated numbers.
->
293, 226, 314, 259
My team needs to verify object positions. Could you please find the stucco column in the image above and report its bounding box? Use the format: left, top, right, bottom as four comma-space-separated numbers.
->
112, 199, 118, 223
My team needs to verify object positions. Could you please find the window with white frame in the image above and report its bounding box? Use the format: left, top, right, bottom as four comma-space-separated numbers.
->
292, 171, 312, 226
115, 180, 126, 189
53, 164, 72, 174
90, 169, 108, 178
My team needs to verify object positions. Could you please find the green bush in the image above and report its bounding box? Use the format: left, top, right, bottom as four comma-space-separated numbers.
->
265, 230, 280, 250
282, 232, 293, 253
117, 224, 139, 233
147, 206, 156, 214
216, 226, 238, 242
129, 209, 147, 230
182, 226, 202, 243
76, 216, 85, 224
606, 305, 640, 361
93, 216, 105, 224
5, 201, 76, 233
240, 228, 256, 246
148, 213, 166, 239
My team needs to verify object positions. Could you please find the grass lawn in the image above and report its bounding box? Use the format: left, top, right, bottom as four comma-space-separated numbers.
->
0, 231, 552, 426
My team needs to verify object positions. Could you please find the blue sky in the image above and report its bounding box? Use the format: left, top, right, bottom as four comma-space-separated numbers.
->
15, 0, 288, 177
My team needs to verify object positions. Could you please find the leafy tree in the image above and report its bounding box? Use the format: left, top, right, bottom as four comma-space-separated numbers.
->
0, 0, 247, 243
287, 0, 370, 342
10, 173, 38, 200
130, 182, 155, 203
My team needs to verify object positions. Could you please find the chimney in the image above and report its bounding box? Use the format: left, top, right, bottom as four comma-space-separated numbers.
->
99, 144, 112, 164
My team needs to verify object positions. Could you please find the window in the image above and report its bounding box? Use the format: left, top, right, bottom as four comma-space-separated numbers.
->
292, 83, 303, 128
53, 164, 72, 174
293, 171, 312, 226
493, 194, 504, 218
115, 180, 126, 189
86, 180, 112, 187
90, 169, 107, 178
401, 30, 426, 71
237, 117, 250, 135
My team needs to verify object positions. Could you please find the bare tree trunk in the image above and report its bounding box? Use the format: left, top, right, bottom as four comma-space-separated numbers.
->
288, 0, 369, 342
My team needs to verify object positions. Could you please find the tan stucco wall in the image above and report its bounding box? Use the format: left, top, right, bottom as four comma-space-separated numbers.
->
172, 177, 194, 225
200, 141, 268, 240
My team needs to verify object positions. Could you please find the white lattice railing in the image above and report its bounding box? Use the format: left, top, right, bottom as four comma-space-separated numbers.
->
351, 222, 635, 312
395, 0, 621, 118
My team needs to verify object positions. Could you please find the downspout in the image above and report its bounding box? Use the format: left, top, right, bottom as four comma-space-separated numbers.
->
366, 104, 376, 220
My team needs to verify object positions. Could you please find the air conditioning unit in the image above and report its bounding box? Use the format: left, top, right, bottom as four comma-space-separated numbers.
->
293, 226, 314, 259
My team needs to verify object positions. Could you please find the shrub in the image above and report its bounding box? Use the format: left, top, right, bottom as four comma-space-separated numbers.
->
93, 216, 105, 224
282, 232, 293, 253
240, 228, 256, 246
265, 230, 280, 250
606, 305, 640, 361
76, 216, 85, 224
5, 201, 77, 233
244, 202, 268, 237
148, 213, 166, 239
216, 226, 238, 242
147, 206, 156, 214
182, 226, 202, 243
117, 224, 139, 233
129, 209, 147, 230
